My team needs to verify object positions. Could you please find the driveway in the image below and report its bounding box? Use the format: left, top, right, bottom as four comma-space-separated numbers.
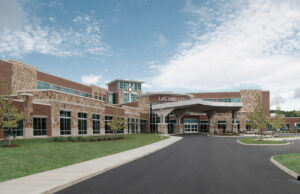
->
56, 135, 300, 194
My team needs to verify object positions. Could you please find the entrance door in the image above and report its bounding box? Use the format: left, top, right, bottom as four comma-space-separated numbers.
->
184, 119, 198, 133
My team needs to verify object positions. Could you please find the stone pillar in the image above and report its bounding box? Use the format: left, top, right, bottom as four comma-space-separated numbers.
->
157, 123, 168, 134
207, 111, 216, 135
174, 124, 184, 134
232, 123, 238, 133
19, 93, 34, 138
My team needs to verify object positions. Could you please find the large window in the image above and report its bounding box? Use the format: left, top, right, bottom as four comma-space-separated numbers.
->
131, 94, 136, 102
150, 106, 160, 133
105, 115, 113, 133
124, 93, 130, 103
218, 120, 227, 132
37, 81, 58, 90
202, 98, 217, 102
93, 114, 100, 134
78, 112, 87, 135
60, 86, 77, 95
127, 118, 136, 133
140, 120, 147, 133
78, 91, 92, 98
60, 110, 71, 135
131, 118, 136, 133
219, 98, 241, 102
109, 93, 117, 104
33, 117, 47, 136
280, 124, 290, 132
4, 120, 23, 137
295, 123, 300, 131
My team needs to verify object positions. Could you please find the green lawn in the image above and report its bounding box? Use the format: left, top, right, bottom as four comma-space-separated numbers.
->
274, 153, 300, 174
238, 137, 287, 144
0, 134, 168, 182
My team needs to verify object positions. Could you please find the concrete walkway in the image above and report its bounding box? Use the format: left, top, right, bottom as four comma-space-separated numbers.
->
0, 136, 182, 194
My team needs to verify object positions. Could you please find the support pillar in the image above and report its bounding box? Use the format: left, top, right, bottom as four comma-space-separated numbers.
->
174, 124, 184, 134
206, 111, 216, 135
157, 123, 168, 134
232, 110, 238, 133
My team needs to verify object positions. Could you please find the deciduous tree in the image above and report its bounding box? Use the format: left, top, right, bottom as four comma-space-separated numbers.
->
0, 81, 25, 146
107, 110, 126, 138
247, 94, 268, 138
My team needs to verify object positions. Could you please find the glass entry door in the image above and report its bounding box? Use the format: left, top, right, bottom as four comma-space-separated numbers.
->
184, 119, 198, 133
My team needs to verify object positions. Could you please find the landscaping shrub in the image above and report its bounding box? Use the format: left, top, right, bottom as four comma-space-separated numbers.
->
58, 137, 65, 142
77, 136, 83, 141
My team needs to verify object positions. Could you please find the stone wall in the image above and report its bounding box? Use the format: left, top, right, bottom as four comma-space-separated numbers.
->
9, 60, 37, 95
240, 90, 262, 113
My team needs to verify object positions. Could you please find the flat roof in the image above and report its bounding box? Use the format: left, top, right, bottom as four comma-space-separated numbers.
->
140, 92, 194, 98
106, 79, 145, 85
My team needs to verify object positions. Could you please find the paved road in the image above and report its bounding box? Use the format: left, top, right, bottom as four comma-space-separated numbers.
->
56, 135, 300, 194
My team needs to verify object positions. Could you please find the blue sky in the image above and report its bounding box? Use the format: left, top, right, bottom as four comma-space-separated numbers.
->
1, 0, 300, 110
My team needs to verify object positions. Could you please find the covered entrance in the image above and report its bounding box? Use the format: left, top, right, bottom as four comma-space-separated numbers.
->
152, 98, 243, 135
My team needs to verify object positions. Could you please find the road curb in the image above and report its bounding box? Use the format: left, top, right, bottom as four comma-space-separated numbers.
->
236, 139, 290, 146
270, 156, 300, 180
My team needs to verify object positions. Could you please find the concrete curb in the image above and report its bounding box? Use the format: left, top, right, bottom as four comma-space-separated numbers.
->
270, 156, 300, 180
236, 139, 290, 146
0, 136, 182, 194
208, 135, 240, 138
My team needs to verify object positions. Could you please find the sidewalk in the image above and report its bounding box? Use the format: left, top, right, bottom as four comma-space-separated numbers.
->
0, 136, 182, 194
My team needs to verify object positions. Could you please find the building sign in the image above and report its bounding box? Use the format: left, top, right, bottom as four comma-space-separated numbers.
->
157, 96, 189, 102
127, 87, 133, 93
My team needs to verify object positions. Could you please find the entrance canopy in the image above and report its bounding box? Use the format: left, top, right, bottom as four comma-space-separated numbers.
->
152, 98, 243, 123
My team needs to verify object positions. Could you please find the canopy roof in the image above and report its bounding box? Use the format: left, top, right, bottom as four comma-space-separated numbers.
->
152, 98, 243, 117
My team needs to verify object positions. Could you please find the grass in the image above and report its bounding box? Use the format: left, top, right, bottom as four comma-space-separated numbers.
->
0, 134, 168, 182
274, 153, 300, 174
238, 137, 287, 144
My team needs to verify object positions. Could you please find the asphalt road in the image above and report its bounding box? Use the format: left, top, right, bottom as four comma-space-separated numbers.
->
56, 135, 300, 194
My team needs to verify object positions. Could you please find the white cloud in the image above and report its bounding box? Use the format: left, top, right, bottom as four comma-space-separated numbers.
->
0, 1, 110, 58
81, 74, 102, 85
142, 83, 151, 89
152, 0, 300, 110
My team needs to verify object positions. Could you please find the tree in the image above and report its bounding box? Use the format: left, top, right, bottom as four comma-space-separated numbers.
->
107, 110, 126, 138
268, 106, 286, 136
0, 81, 25, 146
247, 94, 268, 138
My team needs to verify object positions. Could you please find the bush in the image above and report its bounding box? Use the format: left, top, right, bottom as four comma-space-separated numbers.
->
82, 138, 87, 142
58, 137, 65, 142
53, 137, 60, 142
77, 136, 83, 141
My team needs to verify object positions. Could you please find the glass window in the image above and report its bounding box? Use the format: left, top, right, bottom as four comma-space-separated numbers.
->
60, 86, 77, 95
218, 120, 226, 131
202, 98, 217, 102
280, 123, 290, 132
131, 93, 136, 102
4, 120, 23, 137
131, 118, 136, 133
219, 98, 230, 102
295, 123, 300, 131
184, 119, 198, 123
124, 93, 130, 103
109, 93, 117, 104
78, 112, 87, 135
231, 98, 241, 102
92, 114, 100, 134
105, 115, 113, 133
33, 117, 47, 136
60, 110, 71, 135
78, 91, 92, 98
37, 81, 58, 90
140, 120, 147, 133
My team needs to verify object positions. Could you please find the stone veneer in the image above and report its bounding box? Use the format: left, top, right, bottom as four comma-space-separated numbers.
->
9, 60, 37, 95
